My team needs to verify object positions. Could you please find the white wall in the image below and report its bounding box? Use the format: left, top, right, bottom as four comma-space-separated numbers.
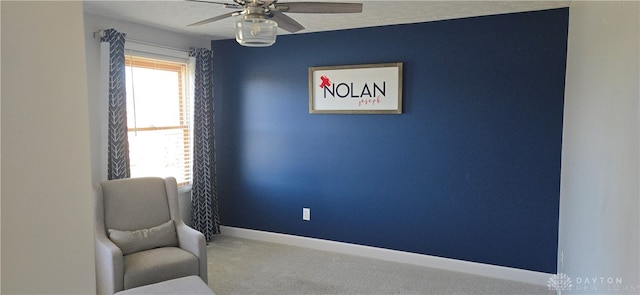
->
1, 1, 3, 290
1, 1, 96, 294
83, 12, 210, 184
559, 1, 639, 293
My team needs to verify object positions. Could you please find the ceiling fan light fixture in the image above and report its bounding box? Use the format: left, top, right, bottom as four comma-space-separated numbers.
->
187, 0, 364, 47
234, 17, 278, 47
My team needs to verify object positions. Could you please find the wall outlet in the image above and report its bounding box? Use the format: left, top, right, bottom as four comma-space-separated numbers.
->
303, 208, 311, 221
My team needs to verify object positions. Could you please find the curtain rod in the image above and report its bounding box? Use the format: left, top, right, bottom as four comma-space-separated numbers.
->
93, 29, 191, 54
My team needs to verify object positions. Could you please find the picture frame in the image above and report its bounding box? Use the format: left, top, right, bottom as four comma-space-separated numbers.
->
308, 62, 403, 114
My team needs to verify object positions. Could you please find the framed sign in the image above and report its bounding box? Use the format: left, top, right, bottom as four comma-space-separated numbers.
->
309, 62, 403, 114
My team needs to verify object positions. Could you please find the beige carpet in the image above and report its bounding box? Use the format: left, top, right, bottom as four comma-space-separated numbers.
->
206, 235, 554, 295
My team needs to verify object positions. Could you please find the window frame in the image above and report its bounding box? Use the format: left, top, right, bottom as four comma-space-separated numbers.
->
124, 53, 192, 187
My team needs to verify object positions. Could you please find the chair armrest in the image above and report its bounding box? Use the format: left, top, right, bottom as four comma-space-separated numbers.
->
175, 222, 208, 283
95, 232, 124, 295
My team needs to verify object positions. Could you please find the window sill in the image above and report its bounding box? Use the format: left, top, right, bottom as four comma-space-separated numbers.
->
178, 184, 192, 194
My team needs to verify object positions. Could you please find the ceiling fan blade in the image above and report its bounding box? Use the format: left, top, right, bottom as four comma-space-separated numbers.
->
187, 11, 241, 26
184, 0, 245, 10
270, 10, 305, 33
185, 0, 237, 6
274, 2, 363, 13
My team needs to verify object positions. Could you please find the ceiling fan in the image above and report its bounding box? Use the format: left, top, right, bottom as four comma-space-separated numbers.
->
186, 0, 363, 47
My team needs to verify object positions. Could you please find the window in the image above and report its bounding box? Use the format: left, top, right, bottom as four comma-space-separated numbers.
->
125, 55, 191, 186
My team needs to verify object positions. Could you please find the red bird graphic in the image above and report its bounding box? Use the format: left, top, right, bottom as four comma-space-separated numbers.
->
319, 75, 331, 89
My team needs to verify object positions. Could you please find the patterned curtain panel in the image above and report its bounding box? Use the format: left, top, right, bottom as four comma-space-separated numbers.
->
101, 29, 131, 180
190, 48, 219, 241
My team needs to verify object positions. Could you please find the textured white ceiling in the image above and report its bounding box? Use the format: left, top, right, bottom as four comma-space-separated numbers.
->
83, 0, 570, 40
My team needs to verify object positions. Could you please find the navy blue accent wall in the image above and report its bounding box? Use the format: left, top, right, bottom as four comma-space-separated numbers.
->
212, 8, 568, 273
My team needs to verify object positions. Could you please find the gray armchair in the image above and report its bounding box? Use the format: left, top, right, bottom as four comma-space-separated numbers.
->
94, 177, 208, 294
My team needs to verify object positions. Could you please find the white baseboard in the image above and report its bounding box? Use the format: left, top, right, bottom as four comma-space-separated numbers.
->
219, 225, 552, 287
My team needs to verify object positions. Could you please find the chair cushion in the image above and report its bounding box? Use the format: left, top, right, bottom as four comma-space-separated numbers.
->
123, 247, 199, 290
108, 220, 178, 255
102, 177, 171, 231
